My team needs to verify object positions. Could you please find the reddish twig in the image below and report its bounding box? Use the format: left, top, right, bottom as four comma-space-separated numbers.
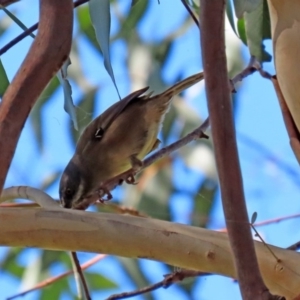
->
199, 1, 281, 299
106, 270, 208, 300
0, 0, 73, 195
7, 254, 106, 300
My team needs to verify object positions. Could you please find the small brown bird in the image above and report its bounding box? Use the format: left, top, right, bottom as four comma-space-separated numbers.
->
59, 72, 204, 208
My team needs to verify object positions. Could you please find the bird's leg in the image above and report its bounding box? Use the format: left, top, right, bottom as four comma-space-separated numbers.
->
92, 156, 144, 205
126, 155, 143, 184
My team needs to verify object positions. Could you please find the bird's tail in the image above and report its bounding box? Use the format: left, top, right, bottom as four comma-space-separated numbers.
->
159, 71, 204, 100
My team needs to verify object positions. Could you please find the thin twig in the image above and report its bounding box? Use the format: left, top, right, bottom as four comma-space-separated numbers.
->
286, 241, 300, 251
0, 0, 89, 56
106, 270, 208, 300
7, 254, 106, 300
250, 224, 280, 262
70, 251, 91, 300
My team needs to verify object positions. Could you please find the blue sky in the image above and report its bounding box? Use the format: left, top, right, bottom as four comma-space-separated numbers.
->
1, 1, 300, 299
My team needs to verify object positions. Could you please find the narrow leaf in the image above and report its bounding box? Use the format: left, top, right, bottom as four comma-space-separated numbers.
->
85, 272, 118, 290
89, 0, 121, 99
226, 0, 237, 35
244, 0, 271, 62
57, 59, 78, 130
233, 0, 261, 19
251, 212, 258, 224
0, 58, 9, 97
0, 6, 35, 38
131, 0, 140, 6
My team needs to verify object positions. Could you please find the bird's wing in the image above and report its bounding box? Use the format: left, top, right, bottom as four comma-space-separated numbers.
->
75, 87, 149, 154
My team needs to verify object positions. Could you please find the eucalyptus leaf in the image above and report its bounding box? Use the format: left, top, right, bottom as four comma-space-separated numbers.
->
114, 0, 148, 40
237, 18, 247, 45
0, 58, 9, 97
233, 0, 262, 18
89, 0, 121, 99
40, 277, 68, 300
244, 0, 271, 62
77, 5, 102, 53
226, 0, 237, 35
85, 272, 118, 290
57, 59, 78, 130
30, 77, 60, 151
251, 212, 258, 224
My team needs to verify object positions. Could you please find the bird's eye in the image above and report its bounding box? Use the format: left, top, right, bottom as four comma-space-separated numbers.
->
65, 188, 72, 196
95, 127, 104, 139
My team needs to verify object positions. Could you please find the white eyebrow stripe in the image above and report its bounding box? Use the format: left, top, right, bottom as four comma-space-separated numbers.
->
72, 179, 85, 207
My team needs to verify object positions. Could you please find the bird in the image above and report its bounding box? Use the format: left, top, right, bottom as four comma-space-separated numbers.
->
59, 72, 204, 209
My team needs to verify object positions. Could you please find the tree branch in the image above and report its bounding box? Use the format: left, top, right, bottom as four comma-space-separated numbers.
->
0, 207, 297, 299
0, 0, 73, 194
199, 1, 281, 299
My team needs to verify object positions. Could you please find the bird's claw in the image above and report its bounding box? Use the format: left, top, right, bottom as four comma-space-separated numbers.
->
125, 174, 138, 185
97, 187, 113, 203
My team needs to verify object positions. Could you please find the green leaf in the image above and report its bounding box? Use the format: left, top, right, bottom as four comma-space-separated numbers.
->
89, 0, 121, 99
237, 18, 247, 45
85, 272, 118, 290
41, 250, 65, 272
70, 87, 98, 147
114, 0, 149, 40
30, 77, 60, 151
77, 5, 102, 53
40, 277, 69, 300
0, 58, 9, 97
233, 0, 261, 18
226, 0, 237, 35
251, 212, 258, 224
131, 0, 140, 6
0, 248, 24, 278
244, 0, 271, 62
58, 59, 78, 130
